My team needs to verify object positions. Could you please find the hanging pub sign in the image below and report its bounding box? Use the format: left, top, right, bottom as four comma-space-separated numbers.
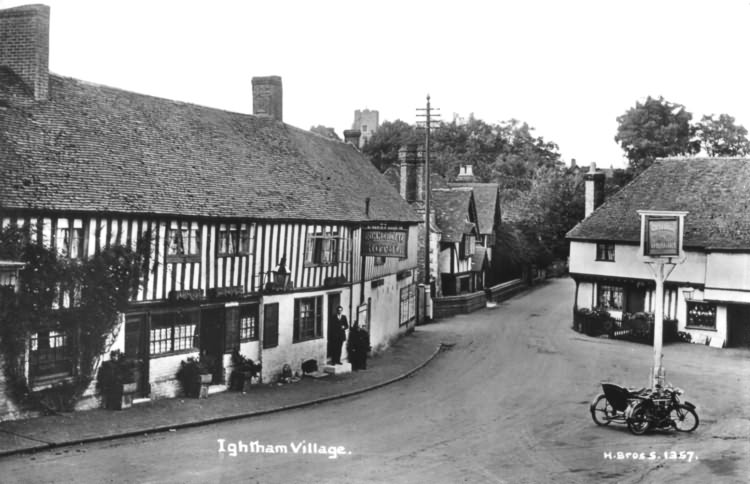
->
638, 210, 688, 259
362, 229, 408, 258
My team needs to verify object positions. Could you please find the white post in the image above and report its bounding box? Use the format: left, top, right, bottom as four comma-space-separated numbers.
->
652, 261, 665, 388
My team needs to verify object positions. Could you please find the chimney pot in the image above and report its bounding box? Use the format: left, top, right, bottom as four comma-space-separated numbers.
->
252, 76, 283, 122
0, 4, 50, 101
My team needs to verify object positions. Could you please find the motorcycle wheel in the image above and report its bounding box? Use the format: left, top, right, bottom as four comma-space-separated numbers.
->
670, 404, 699, 432
627, 403, 651, 435
590, 394, 614, 426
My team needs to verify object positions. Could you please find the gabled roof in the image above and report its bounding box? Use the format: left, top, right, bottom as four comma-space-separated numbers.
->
566, 158, 750, 250
447, 182, 499, 235
471, 246, 489, 272
432, 189, 476, 243
0, 75, 419, 224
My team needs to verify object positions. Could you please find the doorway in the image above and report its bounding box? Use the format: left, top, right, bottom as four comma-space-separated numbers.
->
200, 307, 225, 383
727, 304, 750, 348
124, 313, 150, 398
327, 293, 341, 361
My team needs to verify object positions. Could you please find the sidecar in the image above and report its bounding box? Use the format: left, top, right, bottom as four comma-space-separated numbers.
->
590, 383, 648, 426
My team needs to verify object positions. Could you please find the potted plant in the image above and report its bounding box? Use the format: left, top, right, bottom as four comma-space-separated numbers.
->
97, 350, 138, 410
176, 356, 212, 398
229, 349, 262, 392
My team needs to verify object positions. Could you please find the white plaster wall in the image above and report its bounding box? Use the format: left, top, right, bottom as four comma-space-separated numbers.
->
260, 290, 331, 382
706, 253, 750, 292
569, 242, 707, 284
150, 351, 200, 398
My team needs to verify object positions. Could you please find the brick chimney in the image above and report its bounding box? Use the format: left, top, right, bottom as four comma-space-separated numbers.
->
584, 163, 606, 217
399, 144, 425, 203
252, 76, 282, 121
343, 129, 361, 148
0, 4, 50, 101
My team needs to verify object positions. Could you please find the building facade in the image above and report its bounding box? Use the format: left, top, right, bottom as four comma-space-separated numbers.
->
567, 158, 750, 349
0, 4, 420, 419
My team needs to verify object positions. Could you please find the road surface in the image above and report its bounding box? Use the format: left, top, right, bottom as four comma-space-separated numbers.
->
2, 278, 748, 483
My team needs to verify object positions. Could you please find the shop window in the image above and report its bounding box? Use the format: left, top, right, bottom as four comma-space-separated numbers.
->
597, 284, 623, 310
596, 243, 615, 261
293, 296, 323, 342
149, 310, 199, 355
686, 301, 716, 330
29, 326, 74, 382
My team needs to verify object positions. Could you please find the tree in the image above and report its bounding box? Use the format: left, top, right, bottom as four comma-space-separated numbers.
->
615, 96, 700, 173
695, 114, 750, 157
505, 167, 585, 264
361, 120, 419, 172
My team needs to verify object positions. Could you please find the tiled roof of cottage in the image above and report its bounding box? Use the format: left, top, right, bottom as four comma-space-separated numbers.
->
0, 75, 419, 224
432, 189, 476, 243
566, 158, 750, 250
447, 182, 499, 235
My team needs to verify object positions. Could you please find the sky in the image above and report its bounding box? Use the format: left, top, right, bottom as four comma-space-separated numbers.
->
2, 0, 749, 169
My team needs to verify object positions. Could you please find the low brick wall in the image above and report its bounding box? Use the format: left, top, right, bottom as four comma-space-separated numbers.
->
486, 279, 526, 302
433, 279, 526, 319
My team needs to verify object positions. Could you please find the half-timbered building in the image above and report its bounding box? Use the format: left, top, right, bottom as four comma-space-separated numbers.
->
0, 4, 420, 416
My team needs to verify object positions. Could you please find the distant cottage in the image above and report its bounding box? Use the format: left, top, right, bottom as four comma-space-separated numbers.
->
567, 158, 750, 348
0, 4, 420, 419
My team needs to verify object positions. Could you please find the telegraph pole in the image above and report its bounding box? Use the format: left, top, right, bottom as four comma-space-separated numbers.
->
416, 96, 440, 286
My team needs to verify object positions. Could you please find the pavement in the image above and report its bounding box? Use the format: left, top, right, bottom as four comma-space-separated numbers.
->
0, 327, 452, 458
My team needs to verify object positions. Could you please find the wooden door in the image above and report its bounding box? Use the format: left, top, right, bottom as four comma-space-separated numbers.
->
124, 313, 149, 397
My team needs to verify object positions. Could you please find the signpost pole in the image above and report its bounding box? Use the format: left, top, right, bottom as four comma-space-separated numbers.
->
638, 210, 686, 390
651, 261, 665, 388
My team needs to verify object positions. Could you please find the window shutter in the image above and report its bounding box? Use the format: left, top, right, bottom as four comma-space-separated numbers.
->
224, 306, 239, 353
293, 299, 300, 342
263, 303, 279, 349
315, 296, 323, 337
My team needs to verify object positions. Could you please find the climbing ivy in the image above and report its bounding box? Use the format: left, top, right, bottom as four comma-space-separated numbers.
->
0, 224, 145, 412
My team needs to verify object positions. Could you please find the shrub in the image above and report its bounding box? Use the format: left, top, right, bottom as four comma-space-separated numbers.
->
176, 357, 210, 397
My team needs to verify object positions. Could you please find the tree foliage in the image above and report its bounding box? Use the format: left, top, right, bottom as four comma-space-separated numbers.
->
615, 96, 700, 173
0, 225, 144, 412
695, 114, 750, 157
361, 119, 419, 172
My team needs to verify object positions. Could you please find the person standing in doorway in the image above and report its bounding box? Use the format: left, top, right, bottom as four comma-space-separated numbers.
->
328, 306, 348, 365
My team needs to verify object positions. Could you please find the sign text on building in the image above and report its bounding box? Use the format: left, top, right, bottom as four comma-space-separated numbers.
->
362, 229, 408, 258
644, 216, 680, 256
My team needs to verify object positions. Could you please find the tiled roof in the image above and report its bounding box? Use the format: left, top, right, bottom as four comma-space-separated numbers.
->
447, 182, 499, 235
471, 246, 488, 271
0, 75, 419, 224
566, 158, 750, 250
432, 189, 476, 243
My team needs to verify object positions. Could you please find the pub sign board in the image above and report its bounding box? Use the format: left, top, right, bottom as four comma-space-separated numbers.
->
638, 210, 688, 260
645, 216, 680, 256
362, 229, 408, 258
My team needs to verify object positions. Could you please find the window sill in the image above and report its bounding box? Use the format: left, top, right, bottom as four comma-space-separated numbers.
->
150, 348, 199, 358
595, 259, 615, 262
292, 336, 323, 344
685, 326, 717, 332
165, 255, 201, 264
